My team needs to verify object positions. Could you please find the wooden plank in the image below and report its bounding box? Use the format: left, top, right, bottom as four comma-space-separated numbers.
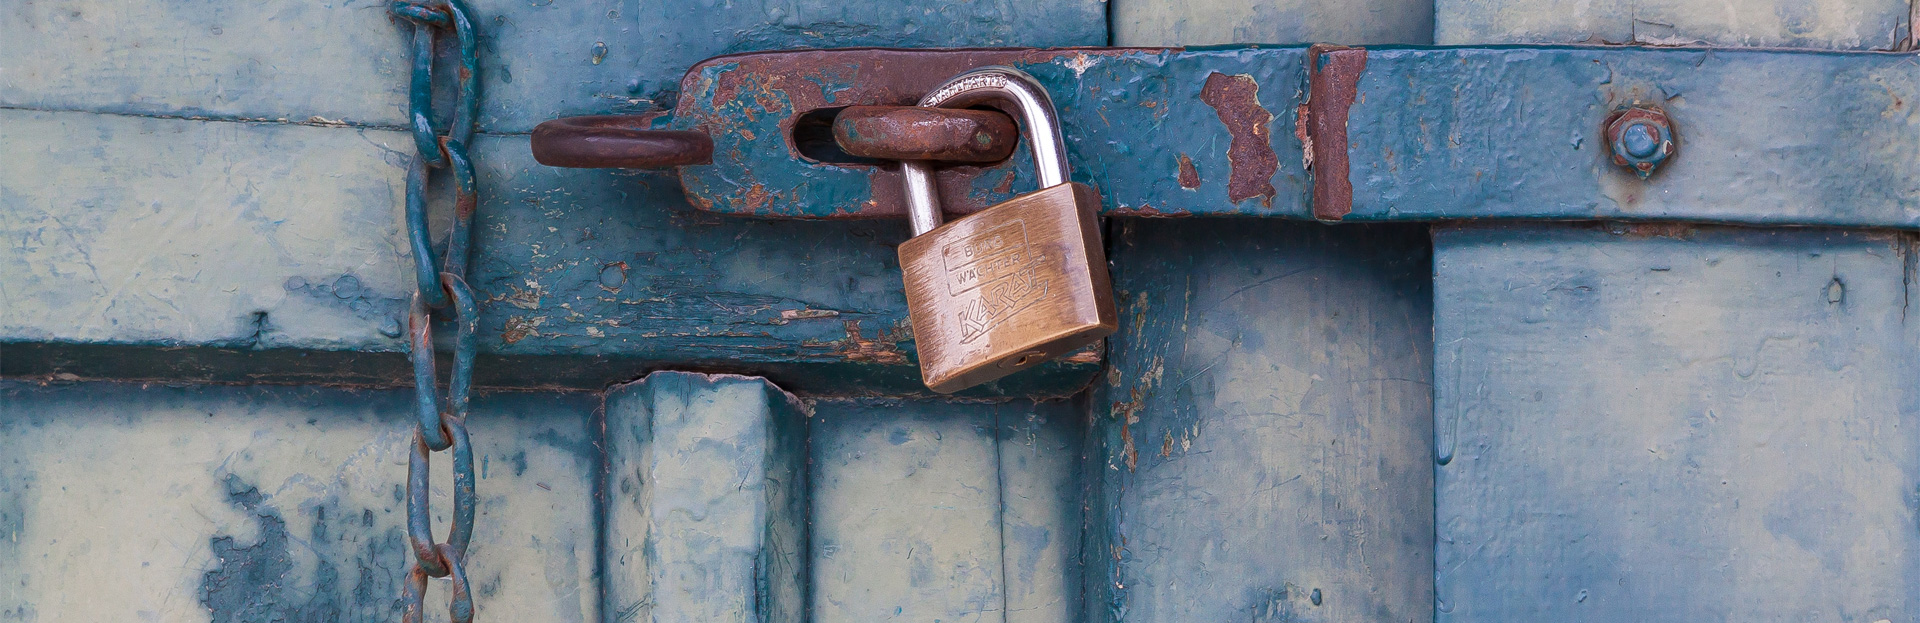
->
2, 0, 1107, 133
1436, 0, 1913, 49
1432, 223, 1920, 621
0, 380, 599, 621
1089, 220, 1435, 622
0, 109, 1099, 396
601, 371, 808, 623
1112, 0, 1433, 46
809, 398, 1083, 622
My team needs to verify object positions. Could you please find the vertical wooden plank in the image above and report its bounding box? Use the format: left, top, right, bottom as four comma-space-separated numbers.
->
0, 381, 599, 622
811, 399, 1005, 622
1091, 220, 1435, 622
1113, 0, 1435, 46
809, 398, 1084, 622
601, 371, 808, 623
999, 402, 1085, 623
1432, 223, 1920, 622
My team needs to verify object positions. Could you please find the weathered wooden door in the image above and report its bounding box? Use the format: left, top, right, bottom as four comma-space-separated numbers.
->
4, 0, 1915, 621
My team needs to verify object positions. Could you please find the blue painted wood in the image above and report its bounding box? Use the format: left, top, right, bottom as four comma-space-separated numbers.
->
809, 397, 1083, 622
0, 111, 1098, 397
0, 380, 600, 621
3, 0, 1106, 132
1432, 223, 1920, 621
0, 0, 1108, 397
601, 371, 808, 623
1113, 0, 1434, 46
1436, 0, 1914, 49
1089, 219, 1435, 622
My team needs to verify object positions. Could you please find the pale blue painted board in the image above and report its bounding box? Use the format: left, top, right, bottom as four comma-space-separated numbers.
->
809, 398, 1083, 623
1436, 0, 1913, 49
1432, 223, 1920, 621
0, 380, 599, 622
1091, 220, 1436, 623
601, 371, 808, 623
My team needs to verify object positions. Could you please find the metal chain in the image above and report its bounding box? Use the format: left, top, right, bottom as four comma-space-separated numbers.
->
390, 1, 481, 621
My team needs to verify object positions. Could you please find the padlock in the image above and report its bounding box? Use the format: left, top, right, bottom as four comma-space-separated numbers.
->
896, 66, 1117, 393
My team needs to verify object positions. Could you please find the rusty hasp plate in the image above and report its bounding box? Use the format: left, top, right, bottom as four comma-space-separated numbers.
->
670, 46, 1315, 219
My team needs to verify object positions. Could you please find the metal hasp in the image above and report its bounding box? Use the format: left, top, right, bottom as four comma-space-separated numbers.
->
531, 115, 713, 168
667, 45, 1918, 229
1605, 106, 1676, 178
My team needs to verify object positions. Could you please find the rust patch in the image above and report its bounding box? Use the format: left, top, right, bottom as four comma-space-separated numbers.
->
1306, 45, 1365, 221
1108, 204, 1192, 217
1061, 345, 1104, 364
837, 319, 907, 365
1198, 72, 1277, 206
1176, 153, 1201, 189
501, 315, 542, 344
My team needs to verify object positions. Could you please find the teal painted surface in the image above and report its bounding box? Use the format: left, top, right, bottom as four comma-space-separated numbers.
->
680, 46, 1920, 228
1343, 46, 1920, 230
1436, 0, 1914, 49
4, 0, 1106, 132
0, 380, 600, 622
1113, 0, 1433, 46
677, 47, 1311, 218
809, 397, 1083, 622
0, 0, 1107, 397
1090, 220, 1435, 622
601, 372, 808, 623
1432, 223, 1920, 621
0, 103, 1097, 397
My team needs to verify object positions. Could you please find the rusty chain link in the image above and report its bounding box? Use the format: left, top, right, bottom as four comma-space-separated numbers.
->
390, 1, 481, 621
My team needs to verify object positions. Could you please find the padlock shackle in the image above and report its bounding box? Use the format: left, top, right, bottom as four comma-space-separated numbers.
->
902, 66, 1069, 236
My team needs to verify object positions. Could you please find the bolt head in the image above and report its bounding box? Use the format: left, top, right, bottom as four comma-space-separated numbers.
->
1606, 107, 1676, 179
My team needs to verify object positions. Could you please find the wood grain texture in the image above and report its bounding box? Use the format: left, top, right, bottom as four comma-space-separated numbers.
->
1436, 0, 1913, 49
3, 0, 1106, 132
1113, 0, 1434, 46
809, 397, 1084, 623
1432, 223, 1920, 621
0, 109, 1098, 396
0, 381, 599, 622
601, 371, 809, 623
1089, 219, 1435, 623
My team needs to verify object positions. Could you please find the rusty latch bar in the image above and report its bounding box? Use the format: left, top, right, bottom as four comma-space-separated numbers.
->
530, 45, 1918, 230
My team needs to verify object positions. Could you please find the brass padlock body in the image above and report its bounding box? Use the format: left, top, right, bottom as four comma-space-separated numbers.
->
898, 181, 1115, 393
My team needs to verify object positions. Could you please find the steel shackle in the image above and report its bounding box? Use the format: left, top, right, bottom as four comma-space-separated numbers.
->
902, 66, 1071, 236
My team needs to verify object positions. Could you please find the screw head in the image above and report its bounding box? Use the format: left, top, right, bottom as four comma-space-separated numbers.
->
1606, 107, 1676, 179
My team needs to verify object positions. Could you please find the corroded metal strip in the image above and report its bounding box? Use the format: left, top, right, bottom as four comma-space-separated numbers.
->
1305, 45, 1364, 221
681, 45, 1917, 228
673, 47, 1312, 219
833, 106, 1019, 163
531, 115, 714, 168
